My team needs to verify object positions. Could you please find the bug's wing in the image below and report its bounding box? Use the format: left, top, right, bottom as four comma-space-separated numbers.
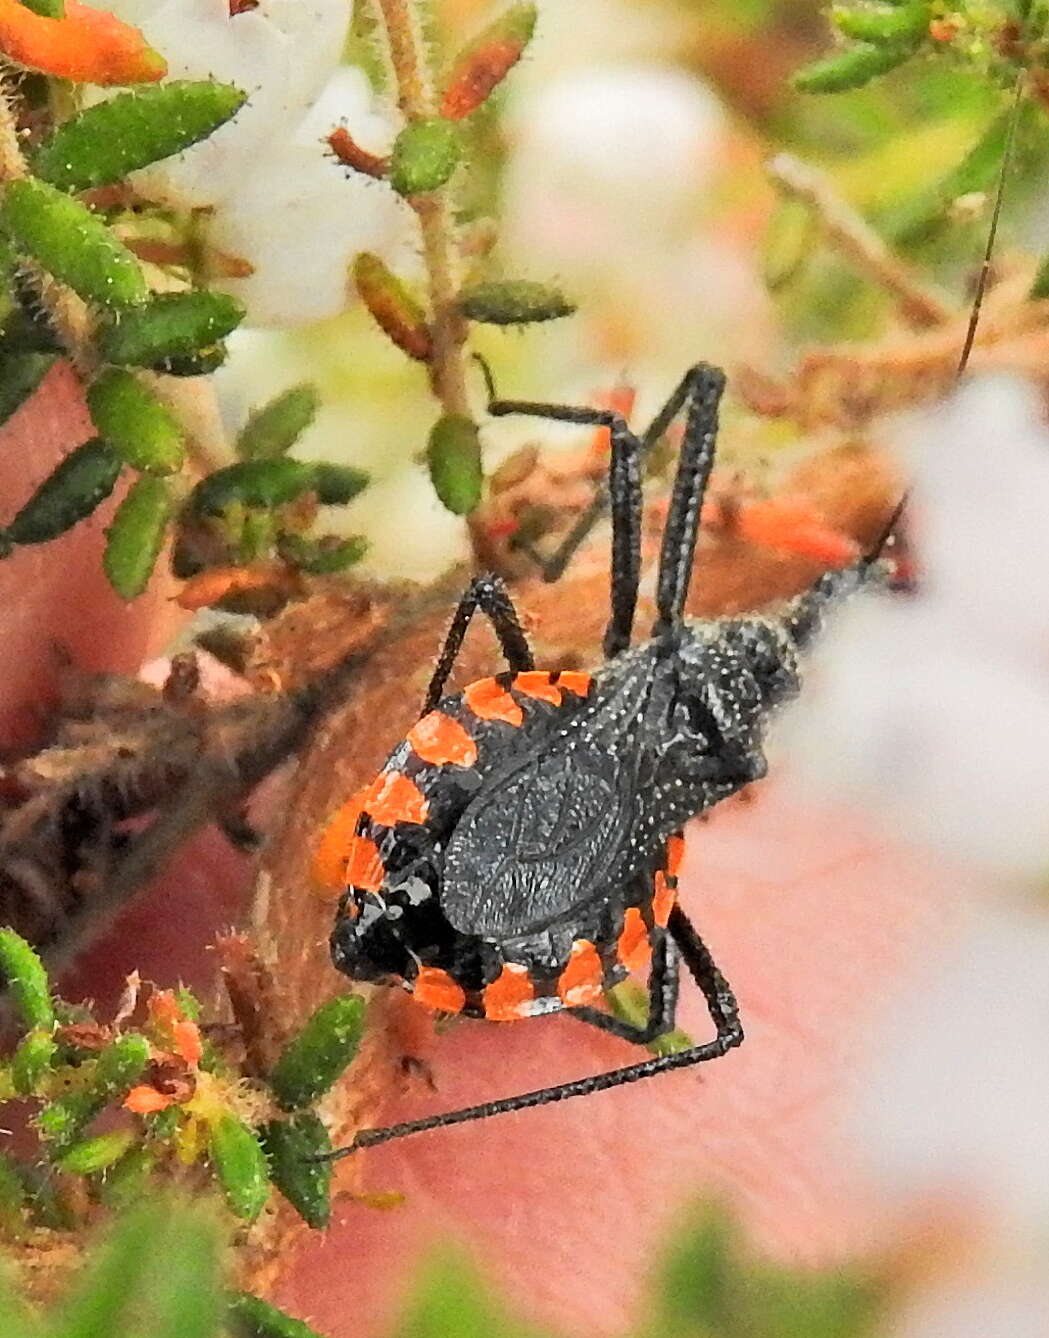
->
440, 743, 634, 939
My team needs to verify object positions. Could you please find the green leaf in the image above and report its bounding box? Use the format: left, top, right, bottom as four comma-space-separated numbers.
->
0, 1266, 41, 1338
38, 1033, 150, 1149
228, 1292, 327, 1338
207, 1113, 269, 1222
276, 533, 368, 573
153, 343, 229, 376
427, 413, 482, 515
189, 459, 316, 515
0, 179, 147, 308
0, 929, 54, 1031
97, 291, 244, 366
20, 0, 63, 14
87, 368, 185, 474
389, 118, 462, 196
642, 1201, 738, 1337
103, 476, 174, 599
395, 1247, 539, 1338
457, 280, 575, 325
270, 994, 366, 1111
7, 439, 123, 546
831, 2, 929, 46
33, 81, 246, 192
0, 351, 55, 428
1030, 249, 1049, 299
11, 1030, 57, 1096
56, 1129, 137, 1176
260, 1111, 332, 1229
792, 42, 911, 93
236, 384, 320, 459
0, 1153, 28, 1240
51, 1198, 222, 1338
309, 462, 369, 505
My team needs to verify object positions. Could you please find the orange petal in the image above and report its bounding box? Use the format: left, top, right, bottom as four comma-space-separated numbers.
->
173, 1019, 203, 1067
124, 1084, 174, 1114
0, 0, 166, 85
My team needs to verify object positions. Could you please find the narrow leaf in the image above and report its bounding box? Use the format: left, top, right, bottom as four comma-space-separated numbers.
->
832, 2, 929, 46
97, 290, 244, 365
388, 118, 462, 196
56, 1128, 136, 1175
270, 994, 366, 1111
440, 2, 537, 120
7, 439, 122, 546
88, 369, 185, 474
309, 462, 369, 505
11, 1030, 57, 1095
189, 458, 316, 515
237, 383, 319, 459
457, 280, 575, 325
427, 413, 483, 515
792, 42, 910, 93
0, 928, 54, 1031
0, 350, 54, 426
207, 1113, 269, 1222
33, 81, 246, 192
260, 1111, 333, 1229
277, 533, 368, 573
228, 1292, 327, 1338
0, 178, 147, 307
353, 253, 432, 361
103, 475, 174, 599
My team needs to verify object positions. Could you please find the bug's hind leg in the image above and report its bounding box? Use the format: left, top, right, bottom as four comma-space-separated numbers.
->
569, 934, 681, 1044
421, 574, 534, 716
481, 362, 642, 658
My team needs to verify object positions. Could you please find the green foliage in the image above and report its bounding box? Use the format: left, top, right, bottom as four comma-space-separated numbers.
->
792, 41, 914, 93
0, 351, 55, 428
55, 1129, 137, 1176
832, 2, 929, 46
0, 928, 55, 1031
228, 1293, 327, 1338
456, 280, 576, 325
97, 291, 245, 366
32, 82, 247, 192
38, 1033, 151, 1149
389, 118, 463, 195
276, 533, 368, 573
103, 475, 175, 599
236, 385, 320, 460
393, 1247, 540, 1338
427, 413, 483, 515
188, 459, 367, 516
207, 1114, 270, 1223
87, 369, 186, 475
11, 1030, 57, 1096
0, 179, 147, 308
6, 439, 123, 546
260, 1111, 333, 1229
269, 994, 366, 1111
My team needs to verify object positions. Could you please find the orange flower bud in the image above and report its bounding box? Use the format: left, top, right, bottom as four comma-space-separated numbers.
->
0, 0, 166, 85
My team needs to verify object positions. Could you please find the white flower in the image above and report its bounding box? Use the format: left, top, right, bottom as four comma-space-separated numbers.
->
780, 375, 1049, 878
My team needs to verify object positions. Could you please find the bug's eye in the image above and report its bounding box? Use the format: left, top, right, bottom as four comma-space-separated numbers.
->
679, 695, 723, 748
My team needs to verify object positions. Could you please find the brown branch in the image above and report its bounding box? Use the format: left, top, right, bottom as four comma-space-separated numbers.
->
767, 152, 956, 330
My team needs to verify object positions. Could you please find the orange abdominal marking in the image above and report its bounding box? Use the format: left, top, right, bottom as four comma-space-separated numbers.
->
311, 786, 370, 890
652, 871, 676, 928
557, 939, 605, 1007
345, 834, 384, 892
364, 771, 429, 826
512, 670, 562, 705
482, 962, 536, 1021
413, 966, 466, 1014
617, 907, 651, 972
556, 671, 592, 697
407, 711, 478, 767
665, 832, 685, 880
465, 676, 524, 726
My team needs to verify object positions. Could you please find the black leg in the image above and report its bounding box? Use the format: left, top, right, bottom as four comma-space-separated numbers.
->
653, 364, 725, 638
569, 933, 680, 1043
484, 385, 642, 659
421, 574, 534, 716
316, 907, 741, 1159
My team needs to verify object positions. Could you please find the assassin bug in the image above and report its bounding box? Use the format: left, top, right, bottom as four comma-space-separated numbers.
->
322, 361, 893, 1158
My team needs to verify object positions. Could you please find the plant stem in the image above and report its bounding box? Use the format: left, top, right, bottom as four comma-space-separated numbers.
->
0, 71, 96, 374
370, 0, 494, 563
767, 152, 955, 330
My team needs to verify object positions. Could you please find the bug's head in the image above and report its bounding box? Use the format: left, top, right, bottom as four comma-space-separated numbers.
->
330, 894, 412, 986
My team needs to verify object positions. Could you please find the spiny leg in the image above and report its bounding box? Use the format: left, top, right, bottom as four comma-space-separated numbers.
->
482, 372, 642, 658
421, 574, 533, 716
569, 933, 680, 1044
317, 908, 741, 1159
652, 364, 725, 637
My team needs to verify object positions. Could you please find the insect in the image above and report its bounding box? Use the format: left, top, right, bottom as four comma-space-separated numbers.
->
323, 362, 888, 1157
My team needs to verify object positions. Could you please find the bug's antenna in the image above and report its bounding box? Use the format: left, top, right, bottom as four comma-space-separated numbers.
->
956, 71, 1026, 378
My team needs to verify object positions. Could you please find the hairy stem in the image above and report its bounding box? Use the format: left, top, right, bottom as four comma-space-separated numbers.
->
371, 0, 492, 563
0, 71, 96, 374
